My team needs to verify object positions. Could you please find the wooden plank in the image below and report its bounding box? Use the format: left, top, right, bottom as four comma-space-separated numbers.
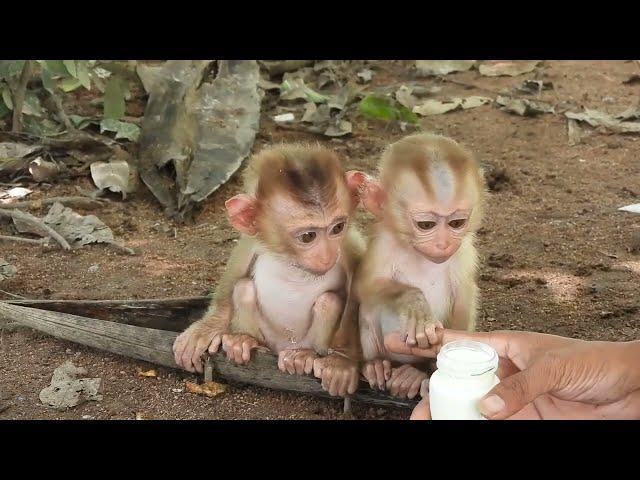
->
0, 302, 416, 409
6, 296, 210, 332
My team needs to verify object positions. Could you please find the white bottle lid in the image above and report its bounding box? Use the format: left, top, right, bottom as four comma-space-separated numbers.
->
436, 340, 499, 378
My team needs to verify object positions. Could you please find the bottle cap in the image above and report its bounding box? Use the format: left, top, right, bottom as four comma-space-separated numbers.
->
436, 340, 498, 378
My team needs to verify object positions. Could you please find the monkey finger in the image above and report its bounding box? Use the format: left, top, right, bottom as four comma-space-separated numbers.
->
425, 323, 439, 346
347, 368, 359, 395
180, 343, 197, 373
304, 354, 315, 375
407, 375, 425, 400
293, 352, 307, 375
241, 341, 254, 364
363, 363, 375, 389
277, 351, 286, 372
320, 368, 332, 391
329, 372, 342, 397
388, 366, 412, 397
313, 358, 326, 379
415, 331, 430, 349
208, 334, 222, 355
383, 360, 392, 381
374, 361, 386, 391
340, 370, 353, 397
404, 314, 417, 347
232, 342, 245, 365
420, 378, 430, 398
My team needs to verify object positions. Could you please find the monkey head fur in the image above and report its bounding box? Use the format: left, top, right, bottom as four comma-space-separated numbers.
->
224, 144, 366, 275
356, 133, 486, 264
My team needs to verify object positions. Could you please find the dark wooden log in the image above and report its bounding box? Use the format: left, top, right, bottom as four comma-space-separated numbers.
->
6, 296, 210, 332
0, 302, 416, 409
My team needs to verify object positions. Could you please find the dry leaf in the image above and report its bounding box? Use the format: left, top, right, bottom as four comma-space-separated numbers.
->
39, 361, 102, 410
0, 258, 17, 281
135, 412, 153, 420
185, 381, 227, 398
496, 96, 555, 116
395, 85, 419, 110
567, 119, 582, 146
0, 187, 32, 204
136, 368, 157, 378
619, 204, 640, 214
90, 160, 137, 199
357, 68, 374, 83
479, 61, 541, 77
566, 108, 640, 134
413, 99, 463, 116
416, 60, 476, 76
461, 96, 492, 109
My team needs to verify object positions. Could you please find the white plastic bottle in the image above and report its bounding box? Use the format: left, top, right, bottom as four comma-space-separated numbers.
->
429, 340, 500, 420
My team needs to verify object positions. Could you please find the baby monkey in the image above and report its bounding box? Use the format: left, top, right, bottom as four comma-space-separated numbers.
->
353, 133, 486, 399
173, 144, 367, 397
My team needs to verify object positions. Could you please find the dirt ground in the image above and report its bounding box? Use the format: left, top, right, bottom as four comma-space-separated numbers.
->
1, 60, 639, 420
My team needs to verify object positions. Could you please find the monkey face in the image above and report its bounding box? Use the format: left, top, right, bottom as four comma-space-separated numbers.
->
405, 197, 472, 264
261, 191, 351, 276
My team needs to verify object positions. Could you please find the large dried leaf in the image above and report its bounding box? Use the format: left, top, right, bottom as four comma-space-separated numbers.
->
280, 77, 328, 103
39, 361, 102, 410
416, 60, 476, 76
0, 259, 16, 281
0, 142, 43, 177
479, 61, 541, 77
90, 160, 137, 198
185, 381, 227, 398
33, 202, 123, 250
567, 119, 583, 146
565, 108, 640, 134
137, 61, 262, 220
300, 103, 352, 137
413, 96, 491, 116
496, 96, 555, 116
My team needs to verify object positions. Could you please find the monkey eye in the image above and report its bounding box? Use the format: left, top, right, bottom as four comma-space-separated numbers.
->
416, 221, 437, 231
298, 231, 317, 244
331, 222, 346, 235
448, 219, 467, 229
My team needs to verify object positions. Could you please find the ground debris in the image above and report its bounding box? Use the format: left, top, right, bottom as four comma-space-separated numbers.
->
39, 361, 102, 410
185, 381, 227, 398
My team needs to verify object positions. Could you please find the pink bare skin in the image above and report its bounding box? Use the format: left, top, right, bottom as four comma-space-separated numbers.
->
385, 329, 640, 420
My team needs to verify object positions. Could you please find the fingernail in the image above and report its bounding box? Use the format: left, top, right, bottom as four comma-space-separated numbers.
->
479, 395, 505, 417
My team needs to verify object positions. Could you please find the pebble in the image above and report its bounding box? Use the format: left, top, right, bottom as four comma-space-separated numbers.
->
88, 265, 99, 274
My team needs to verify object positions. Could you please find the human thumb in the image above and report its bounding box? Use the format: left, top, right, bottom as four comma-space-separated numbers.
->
478, 363, 555, 419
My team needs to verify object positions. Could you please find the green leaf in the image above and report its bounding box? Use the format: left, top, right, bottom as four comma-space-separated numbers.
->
0, 98, 9, 118
43, 60, 69, 77
103, 76, 126, 119
100, 118, 140, 142
22, 91, 44, 117
0, 61, 26, 79
69, 114, 97, 130
41, 67, 56, 93
63, 60, 77, 78
2, 87, 13, 110
59, 77, 83, 92
359, 95, 419, 124
76, 61, 91, 90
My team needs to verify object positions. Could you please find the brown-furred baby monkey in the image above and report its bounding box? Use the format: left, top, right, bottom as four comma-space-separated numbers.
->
173, 144, 368, 397
352, 133, 486, 399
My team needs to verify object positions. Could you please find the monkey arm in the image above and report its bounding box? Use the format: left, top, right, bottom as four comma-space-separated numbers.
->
200, 235, 259, 329
450, 280, 478, 332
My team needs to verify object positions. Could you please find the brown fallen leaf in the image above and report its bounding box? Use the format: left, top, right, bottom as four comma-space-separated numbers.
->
135, 412, 153, 420
185, 381, 227, 398
479, 61, 541, 77
136, 368, 157, 378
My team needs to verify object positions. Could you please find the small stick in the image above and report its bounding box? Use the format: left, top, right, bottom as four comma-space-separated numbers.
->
0, 289, 26, 299
7, 196, 109, 211
0, 208, 71, 250
343, 396, 352, 415
0, 234, 46, 245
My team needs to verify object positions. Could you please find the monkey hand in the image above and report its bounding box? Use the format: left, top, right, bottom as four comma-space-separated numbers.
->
394, 289, 443, 349
313, 353, 359, 397
221, 333, 261, 365
278, 348, 318, 375
386, 364, 428, 399
362, 359, 392, 391
173, 320, 224, 374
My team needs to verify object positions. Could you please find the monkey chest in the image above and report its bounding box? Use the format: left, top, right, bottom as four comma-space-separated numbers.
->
394, 262, 453, 323
252, 255, 345, 328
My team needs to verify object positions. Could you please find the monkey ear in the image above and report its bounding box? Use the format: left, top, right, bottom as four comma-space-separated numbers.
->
345, 170, 385, 218
225, 194, 258, 236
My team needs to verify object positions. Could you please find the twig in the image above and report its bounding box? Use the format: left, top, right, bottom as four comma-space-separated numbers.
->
0, 234, 46, 245
7, 196, 109, 211
48, 90, 75, 131
0, 289, 26, 299
440, 77, 504, 97
11, 60, 33, 133
0, 208, 71, 250
107, 241, 136, 256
